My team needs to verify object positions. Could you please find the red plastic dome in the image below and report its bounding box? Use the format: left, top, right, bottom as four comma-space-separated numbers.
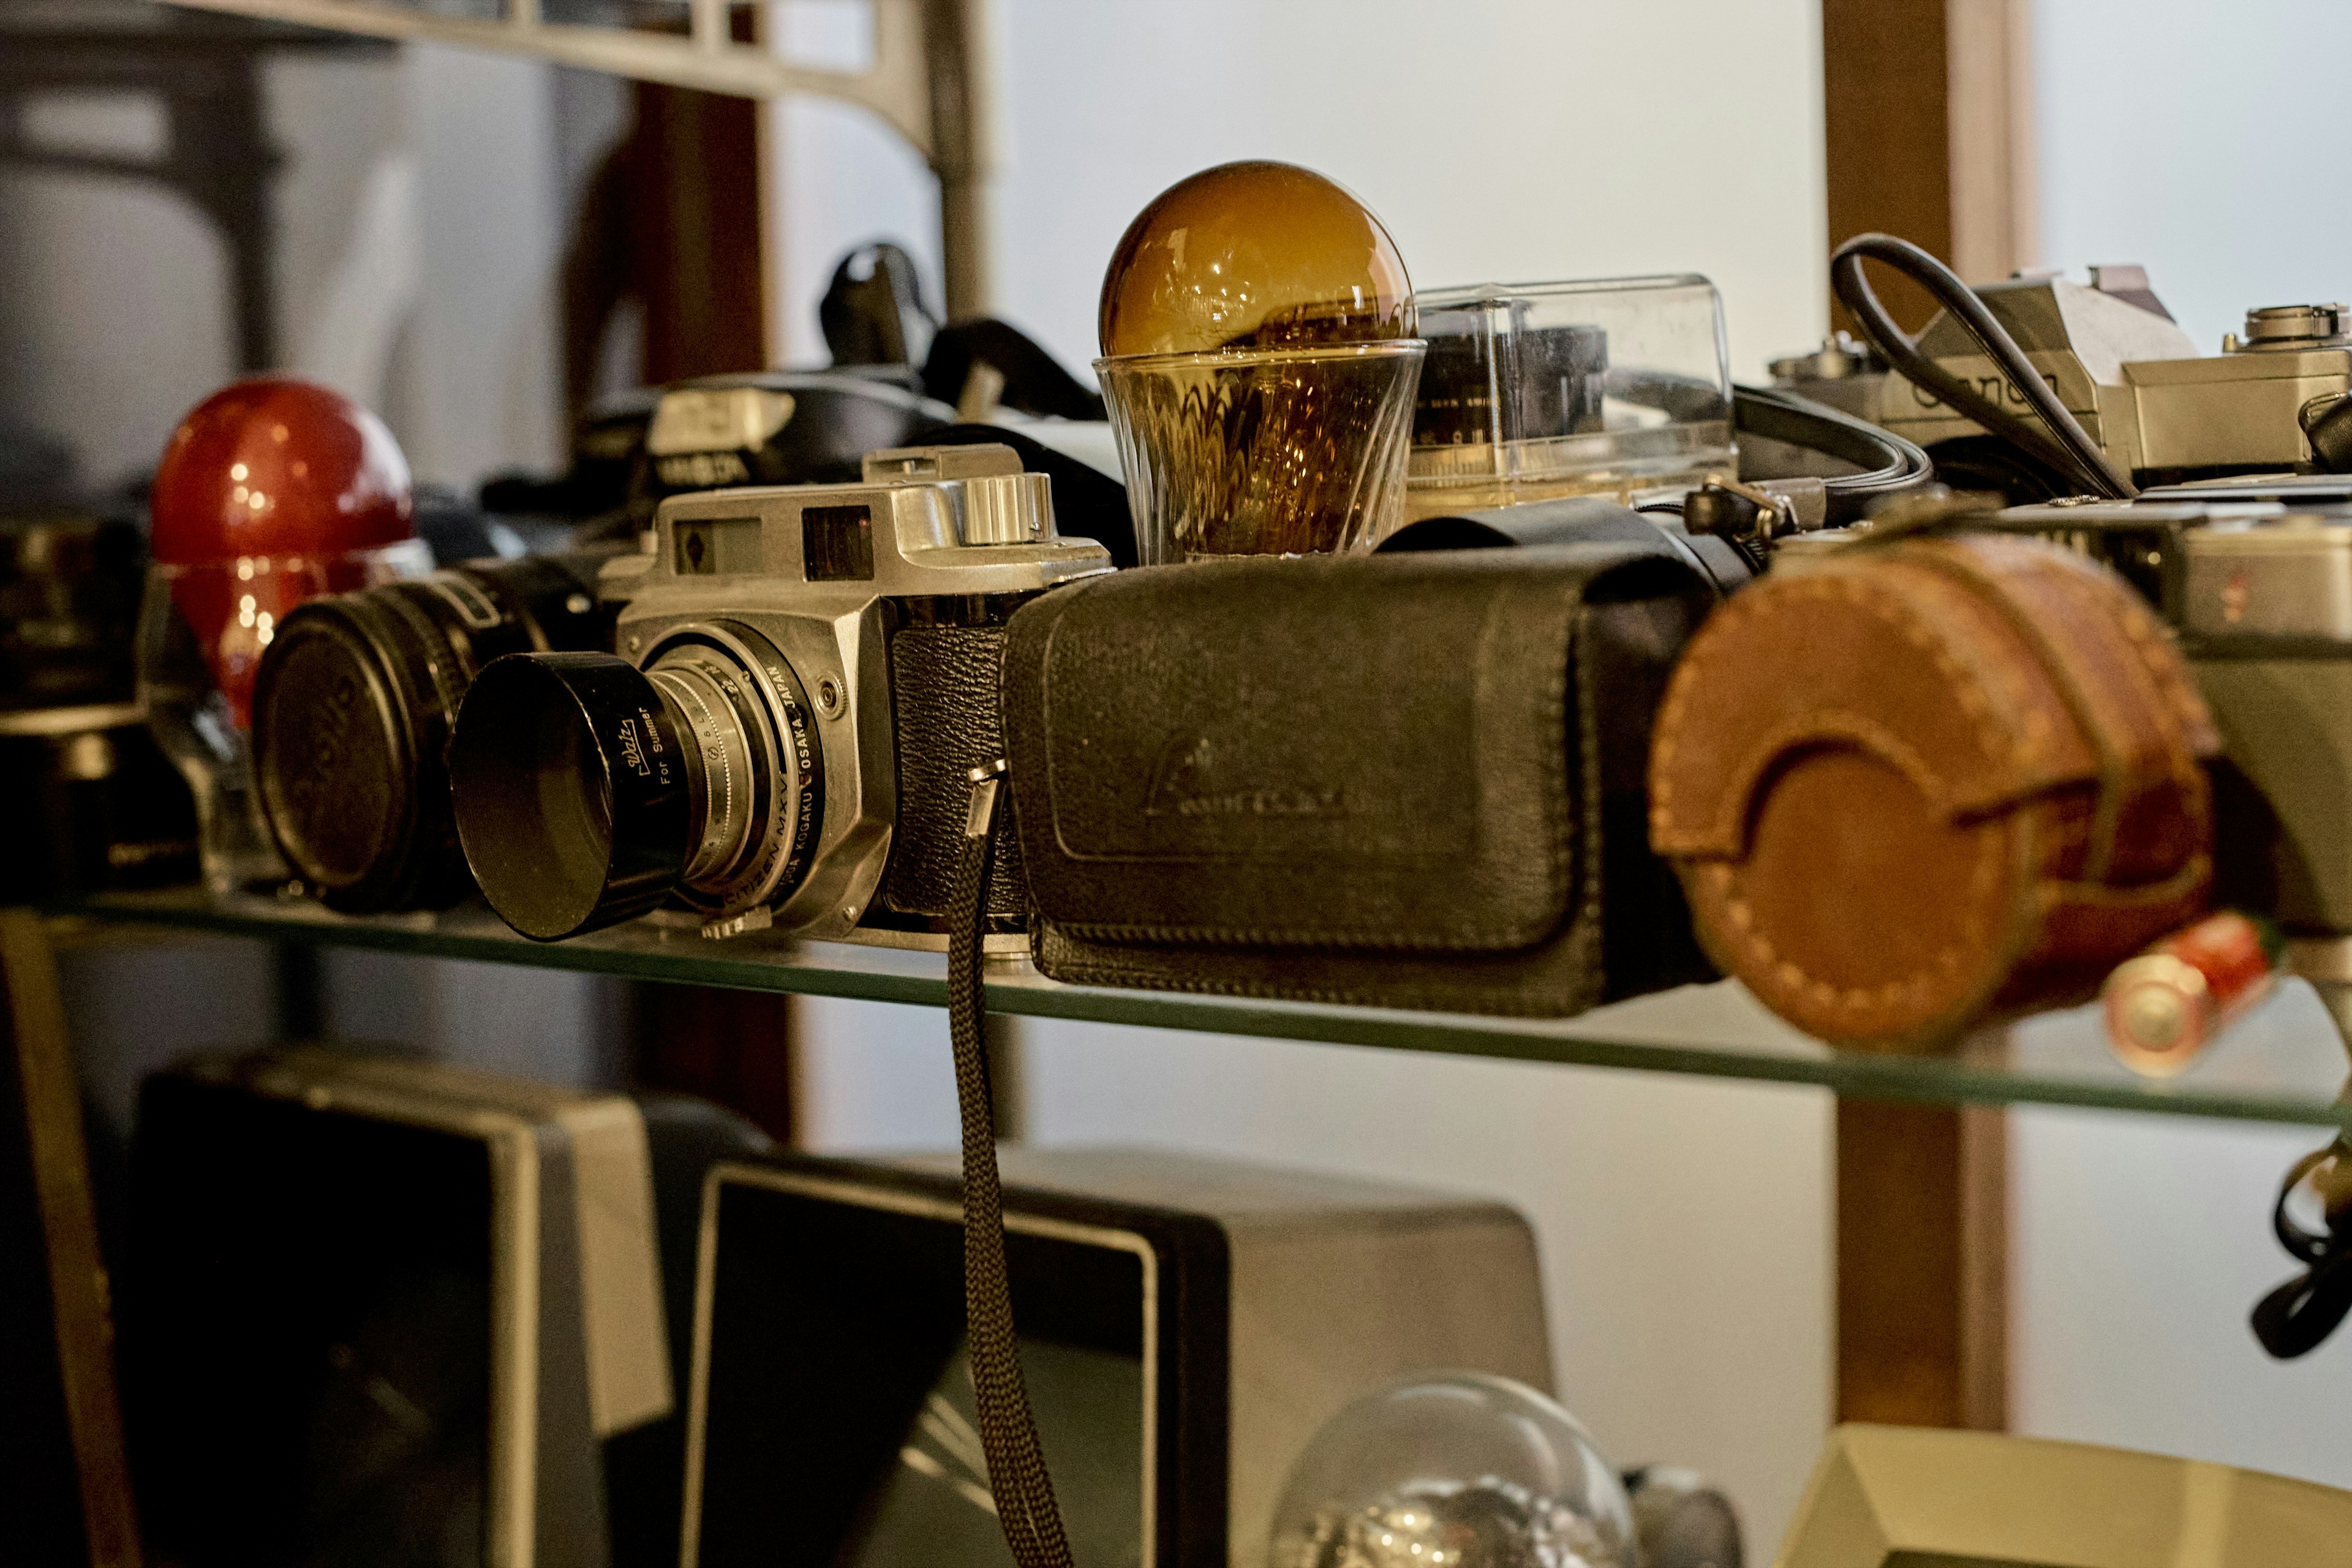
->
151, 377, 413, 565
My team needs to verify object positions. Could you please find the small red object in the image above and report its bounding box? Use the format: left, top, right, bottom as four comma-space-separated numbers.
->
149, 379, 417, 726
2101, 911, 2281, 1077
151, 377, 412, 564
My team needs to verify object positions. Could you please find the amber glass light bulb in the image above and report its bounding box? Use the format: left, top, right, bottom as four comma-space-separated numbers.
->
1098, 161, 1415, 358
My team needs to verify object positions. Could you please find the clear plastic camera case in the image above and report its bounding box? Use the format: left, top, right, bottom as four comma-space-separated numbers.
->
1407, 275, 1735, 519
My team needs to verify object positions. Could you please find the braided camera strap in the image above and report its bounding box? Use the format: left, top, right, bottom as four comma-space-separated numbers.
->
949, 761, 1076, 1568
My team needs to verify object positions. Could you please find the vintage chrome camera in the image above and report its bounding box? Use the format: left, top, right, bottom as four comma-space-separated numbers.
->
447, 443, 1111, 946
1776, 266, 2352, 495
1987, 496, 2352, 939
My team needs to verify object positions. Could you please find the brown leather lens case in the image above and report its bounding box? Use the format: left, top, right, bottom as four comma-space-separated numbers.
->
1649, 533, 2219, 1050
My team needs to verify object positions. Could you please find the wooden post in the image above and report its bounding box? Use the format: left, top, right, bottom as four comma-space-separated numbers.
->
0, 912, 141, 1566
1834, 1099, 2007, 1430
1824, 0, 2035, 318
1822, 0, 2029, 1432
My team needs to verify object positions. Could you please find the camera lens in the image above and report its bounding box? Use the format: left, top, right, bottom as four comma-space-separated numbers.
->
252, 556, 612, 912
449, 624, 822, 941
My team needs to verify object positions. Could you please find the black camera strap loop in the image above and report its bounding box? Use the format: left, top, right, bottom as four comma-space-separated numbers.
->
1830, 232, 2136, 502
949, 759, 1076, 1568
2253, 1136, 2352, 1360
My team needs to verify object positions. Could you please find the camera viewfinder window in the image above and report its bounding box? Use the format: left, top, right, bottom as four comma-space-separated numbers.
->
674, 517, 764, 576
801, 505, 876, 582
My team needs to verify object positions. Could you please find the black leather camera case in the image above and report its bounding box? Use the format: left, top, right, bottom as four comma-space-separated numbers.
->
1000, 543, 1716, 1016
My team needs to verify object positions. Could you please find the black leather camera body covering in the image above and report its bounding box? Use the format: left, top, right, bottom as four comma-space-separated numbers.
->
881, 607, 1034, 925
1000, 542, 1717, 1015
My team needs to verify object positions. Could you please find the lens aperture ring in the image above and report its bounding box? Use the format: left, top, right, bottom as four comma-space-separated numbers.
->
641, 622, 825, 921
647, 656, 760, 888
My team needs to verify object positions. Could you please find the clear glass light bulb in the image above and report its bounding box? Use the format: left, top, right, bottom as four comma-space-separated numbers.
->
1267, 1373, 1640, 1568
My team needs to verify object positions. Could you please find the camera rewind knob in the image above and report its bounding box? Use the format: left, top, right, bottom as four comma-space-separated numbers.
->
958, 471, 1055, 545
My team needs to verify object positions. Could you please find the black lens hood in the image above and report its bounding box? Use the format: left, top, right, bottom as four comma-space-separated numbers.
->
450, 652, 696, 940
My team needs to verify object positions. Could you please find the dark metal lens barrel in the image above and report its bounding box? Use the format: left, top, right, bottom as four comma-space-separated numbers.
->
251, 556, 611, 913
448, 652, 701, 940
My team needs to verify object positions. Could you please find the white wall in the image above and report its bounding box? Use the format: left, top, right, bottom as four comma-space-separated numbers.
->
768, 0, 1829, 382
767, 1, 944, 366
382, 47, 571, 484
784, 0, 1837, 1551
2034, 0, 2352, 356
0, 107, 233, 490
2013, 0, 2352, 1490
2012, 1103, 2352, 1490
0, 42, 570, 495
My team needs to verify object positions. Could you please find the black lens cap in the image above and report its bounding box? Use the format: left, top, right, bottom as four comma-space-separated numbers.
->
252, 600, 426, 911
450, 652, 696, 940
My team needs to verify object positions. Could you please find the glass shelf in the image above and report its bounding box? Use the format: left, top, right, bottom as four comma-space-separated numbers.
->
59, 887, 2352, 1133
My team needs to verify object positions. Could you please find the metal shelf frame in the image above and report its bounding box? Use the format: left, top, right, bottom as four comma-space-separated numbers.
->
154, 0, 995, 315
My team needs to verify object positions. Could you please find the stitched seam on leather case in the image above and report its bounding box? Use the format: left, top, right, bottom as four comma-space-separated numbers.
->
1667, 544, 2211, 1044
1706, 774, 2204, 1042
1913, 540, 2211, 883
1697, 802, 2018, 1031
1909, 542, 2136, 883
1651, 569, 2035, 858
1564, 602, 1609, 1011
1685, 591, 2068, 1035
